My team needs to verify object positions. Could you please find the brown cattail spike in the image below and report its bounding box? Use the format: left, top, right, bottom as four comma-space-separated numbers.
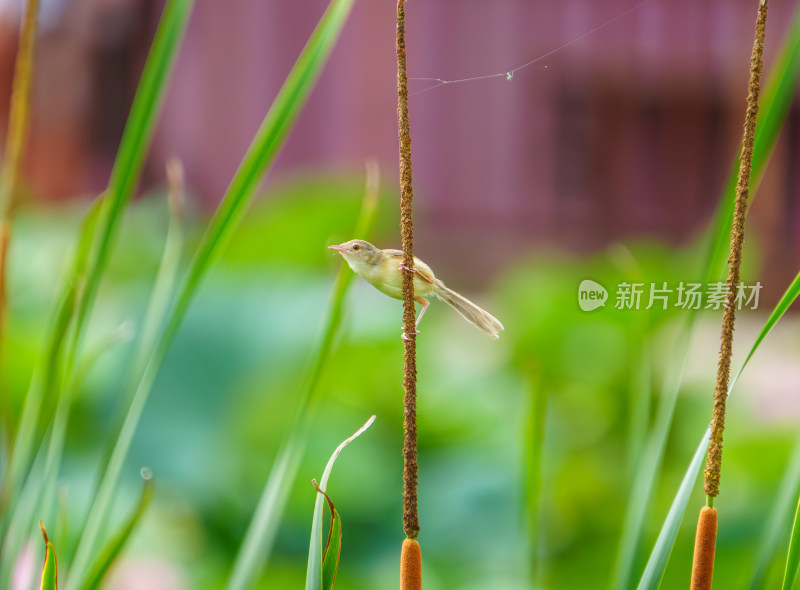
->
690, 507, 718, 590
396, 0, 420, 539
400, 538, 422, 590
703, 0, 768, 499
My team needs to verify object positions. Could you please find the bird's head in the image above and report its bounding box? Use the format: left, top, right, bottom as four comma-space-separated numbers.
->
328, 239, 381, 273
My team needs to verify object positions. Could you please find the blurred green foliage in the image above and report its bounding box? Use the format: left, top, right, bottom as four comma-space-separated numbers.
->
3, 173, 798, 589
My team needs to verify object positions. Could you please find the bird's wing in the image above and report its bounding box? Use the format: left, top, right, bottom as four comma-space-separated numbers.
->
385, 250, 437, 284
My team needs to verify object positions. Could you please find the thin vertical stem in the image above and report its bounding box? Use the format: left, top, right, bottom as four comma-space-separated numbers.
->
0, 0, 39, 426
0, 0, 38, 216
523, 366, 547, 586
396, 0, 419, 540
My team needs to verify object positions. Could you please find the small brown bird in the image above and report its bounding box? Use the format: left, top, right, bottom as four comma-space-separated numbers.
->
329, 239, 504, 339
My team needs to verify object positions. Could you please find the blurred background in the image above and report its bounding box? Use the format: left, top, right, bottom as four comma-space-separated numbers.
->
2, 0, 800, 588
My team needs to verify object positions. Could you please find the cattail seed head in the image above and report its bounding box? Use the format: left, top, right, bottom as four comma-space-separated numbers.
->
690, 506, 718, 590
400, 538, 422, 590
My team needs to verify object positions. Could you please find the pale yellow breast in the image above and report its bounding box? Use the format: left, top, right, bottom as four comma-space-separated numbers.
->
363, 254, 438, 300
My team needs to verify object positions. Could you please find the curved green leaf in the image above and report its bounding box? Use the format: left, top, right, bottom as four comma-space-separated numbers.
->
78, 469, 154, 590
783, 497, 800, 590
636, 429, 710, 590
312, 480, 343, 590
306, 416, 375, 590
749, 439, 800, 589
730, 269, 800, 392
39, 521, 58, 590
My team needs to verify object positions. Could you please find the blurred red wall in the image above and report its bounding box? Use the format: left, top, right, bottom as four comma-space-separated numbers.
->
0, 0, 798, 290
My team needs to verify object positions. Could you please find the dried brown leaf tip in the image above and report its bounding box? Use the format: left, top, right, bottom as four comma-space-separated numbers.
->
400, 538, 422, 590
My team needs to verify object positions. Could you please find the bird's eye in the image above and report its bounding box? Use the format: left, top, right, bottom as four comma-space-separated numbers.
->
352, 244, 360, 251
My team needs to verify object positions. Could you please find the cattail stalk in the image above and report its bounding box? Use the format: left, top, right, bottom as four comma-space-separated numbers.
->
704, 0, 768, 501
692, 1, 768, 587
396, 0, 419, 540
396, 0, 422, 586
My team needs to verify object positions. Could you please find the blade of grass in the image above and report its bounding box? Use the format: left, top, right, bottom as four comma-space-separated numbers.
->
69, 0, 193, 345
730, 269, 800, 392
63, 174, 181, 574
321, 498, 342, 590
71, 3, 359, 587
77, 469, 154, 590
0, 436, 48, 586
4, 184, 177, 581
96, 164, 184, 485
11, 0, 191, 525
0, 320, 133, 586
740, 271, 800, 587
133, 160, 185, 377
750, 437, 800, 589
782, 496, 800, 590
306, 416, 375, 590
611, 320, 692, 590
67, 184, 182, 584
523, 365, 547, 587
38, 320, 135, 516
38, 521, 58, 590
1, 198, 103, 507
626, 343, 652, 482
636, 429, 711, 590
0, 0, 40, 385
227, 160, 379, 590
1, 284, 75, 505
0, 198, 106, 586
40, 0, 192, 581
53, 486, 68, 566
50, 5, 193, 493
5, 0, 193, 527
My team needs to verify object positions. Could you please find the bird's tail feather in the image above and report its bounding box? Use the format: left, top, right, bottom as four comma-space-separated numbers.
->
435, 283, 504, 339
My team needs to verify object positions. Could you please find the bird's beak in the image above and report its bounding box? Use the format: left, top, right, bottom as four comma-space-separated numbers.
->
328, 244, 346, 253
